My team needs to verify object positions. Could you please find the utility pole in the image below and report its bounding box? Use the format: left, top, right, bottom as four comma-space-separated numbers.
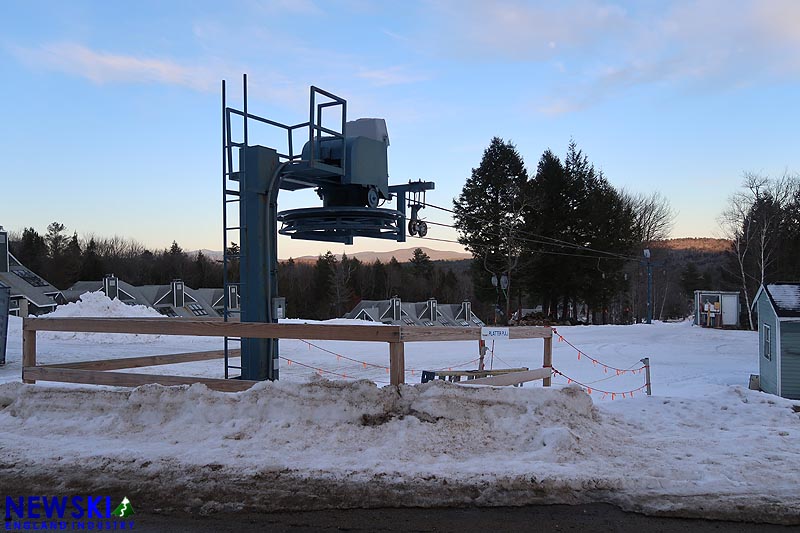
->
644, 248, 653, 324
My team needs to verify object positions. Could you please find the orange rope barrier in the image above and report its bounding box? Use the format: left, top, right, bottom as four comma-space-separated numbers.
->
552, 327, 646, 375
551, 367, 648, 398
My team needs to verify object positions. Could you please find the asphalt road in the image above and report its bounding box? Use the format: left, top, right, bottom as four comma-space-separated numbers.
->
131, 504, 799, 532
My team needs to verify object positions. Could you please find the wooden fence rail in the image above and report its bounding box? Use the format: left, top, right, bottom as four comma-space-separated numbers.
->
21, 317, 553, 391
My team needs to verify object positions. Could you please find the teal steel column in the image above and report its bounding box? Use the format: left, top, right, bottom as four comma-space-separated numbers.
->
239, 145, 280, 380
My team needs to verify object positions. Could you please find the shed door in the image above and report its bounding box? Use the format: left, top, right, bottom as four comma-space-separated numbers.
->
721, 294, 738, 325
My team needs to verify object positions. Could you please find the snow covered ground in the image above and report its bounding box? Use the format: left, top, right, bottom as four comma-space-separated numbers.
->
1, 293, 799, 524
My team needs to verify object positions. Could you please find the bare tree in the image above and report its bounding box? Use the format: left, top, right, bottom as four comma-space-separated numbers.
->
625, 191, 676, 246
329, 255, 354, 317
718, 173, 796, 330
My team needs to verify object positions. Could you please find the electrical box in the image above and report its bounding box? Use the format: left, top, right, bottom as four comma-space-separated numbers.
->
272, 297, 286, 320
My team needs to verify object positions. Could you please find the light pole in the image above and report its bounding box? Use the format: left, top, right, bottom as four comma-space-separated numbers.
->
644, 249, 653, 324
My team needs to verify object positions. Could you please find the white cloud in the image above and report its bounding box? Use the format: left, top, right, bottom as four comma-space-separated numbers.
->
13, 42, 220, 92
423, 0, 800, 115
9, 41, 311, 112
427, 0, 631, 61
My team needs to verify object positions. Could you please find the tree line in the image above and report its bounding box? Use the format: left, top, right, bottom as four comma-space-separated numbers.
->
9, 224, 222, 290
7, 225, 472, 319
278, 249, 471, 320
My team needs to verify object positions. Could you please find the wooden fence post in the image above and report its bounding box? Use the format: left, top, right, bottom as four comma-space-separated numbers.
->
542, 334, 552, 387
641, 357, 652, 396
478, 339, 486, 371
22, 327, 37, 384
389, 342, 405, 386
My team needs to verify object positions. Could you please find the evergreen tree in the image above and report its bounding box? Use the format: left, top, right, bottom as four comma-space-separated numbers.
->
679, 262, 704, 296
386, 256, 404, 298
59, 232, 83, 288
45, 222, 67, 259
453, 137, 528, 323
79, 238, 105, 280
410, 248, 433, 279
189, 250, 214, 288
330, 253, 355, 317
371, 259, 388, 299
523, 149, 569, 318
15, 227, 47, 274
311, 251, 337, 319
524, 141, 639, 322
225, 242, 240, 283
166, 241, 186, 280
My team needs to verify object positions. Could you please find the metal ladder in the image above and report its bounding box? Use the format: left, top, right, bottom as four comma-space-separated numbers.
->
222, 79, 243, 379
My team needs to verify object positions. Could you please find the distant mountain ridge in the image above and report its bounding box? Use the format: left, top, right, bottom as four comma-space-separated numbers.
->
652, 238, 730, 253
286, 246, 471, 263
188, 247, 470, 263
190, 238, 730, 264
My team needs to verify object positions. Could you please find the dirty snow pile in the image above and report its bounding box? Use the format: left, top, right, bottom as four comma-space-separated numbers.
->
1, 293, 800, 523
0, 376, 798, 522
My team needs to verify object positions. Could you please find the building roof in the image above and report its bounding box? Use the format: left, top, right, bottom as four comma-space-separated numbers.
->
0, 253, 61, 309
344, 298, 484, 327
64, 277, 221, 318
194, 288, 226, 309
63, 279, 145, 306
755, 283, 800, 318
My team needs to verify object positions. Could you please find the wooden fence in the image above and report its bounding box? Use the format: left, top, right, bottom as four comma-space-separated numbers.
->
21, 317, 553, 391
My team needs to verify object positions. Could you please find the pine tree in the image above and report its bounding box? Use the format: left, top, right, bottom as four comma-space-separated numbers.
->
523, 149, 569, 318
453, 137, 528, 323
60, 232, 83, 288
330, 253, 355, 317
311, 252, 337, 319
386, 256, 404, 299
79, 238, 105, 280
45, 222, 67, 259
524, 141, 639, 322
166, 241, 186, 280
410, 248, 433, 280
15, 227, 48, 274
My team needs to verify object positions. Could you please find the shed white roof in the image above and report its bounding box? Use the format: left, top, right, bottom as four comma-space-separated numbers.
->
767, 284, 800, 313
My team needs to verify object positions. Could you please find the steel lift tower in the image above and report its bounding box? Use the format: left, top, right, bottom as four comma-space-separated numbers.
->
222, 76, 434, 381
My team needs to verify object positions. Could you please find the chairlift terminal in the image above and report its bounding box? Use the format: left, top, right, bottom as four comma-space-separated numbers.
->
222, 75, 435, 381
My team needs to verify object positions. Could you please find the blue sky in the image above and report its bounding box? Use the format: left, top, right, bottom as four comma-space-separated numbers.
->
2, 0, 800, 259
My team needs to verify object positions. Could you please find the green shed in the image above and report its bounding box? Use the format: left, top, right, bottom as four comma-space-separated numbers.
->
752, 283, 800, 399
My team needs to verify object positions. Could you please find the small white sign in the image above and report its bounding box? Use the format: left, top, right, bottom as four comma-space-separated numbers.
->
481, 327, 510, 340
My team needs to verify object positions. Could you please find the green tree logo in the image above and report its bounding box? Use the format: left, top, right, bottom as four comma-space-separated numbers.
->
111, 497, 135, 518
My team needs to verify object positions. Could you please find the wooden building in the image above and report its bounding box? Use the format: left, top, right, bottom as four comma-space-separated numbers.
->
0, 227, 63, 316
345, 297, 484, 327
752, 283, 800, 399
693, 290, 740, 328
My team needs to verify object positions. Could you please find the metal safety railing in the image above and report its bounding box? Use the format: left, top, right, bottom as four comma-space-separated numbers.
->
221, 76, 348, 378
